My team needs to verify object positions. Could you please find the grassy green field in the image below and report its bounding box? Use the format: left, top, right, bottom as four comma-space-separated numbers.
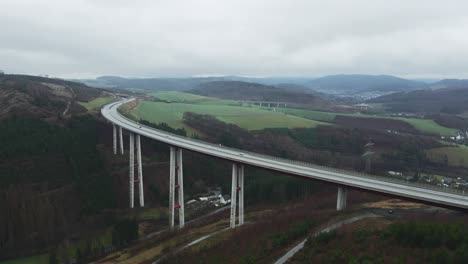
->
284, 108, 338, 122
426, 145, 468, 167
132, 101, 327, 131
394, 117, 457, 136
142, 91, 457, 136
284, 108, 457, 136
79, 96, 115, 110
149, 91, 236, 105
149, 91, 210, 102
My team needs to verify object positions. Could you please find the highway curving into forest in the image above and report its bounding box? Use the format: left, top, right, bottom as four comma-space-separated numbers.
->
101, 99, 468, 211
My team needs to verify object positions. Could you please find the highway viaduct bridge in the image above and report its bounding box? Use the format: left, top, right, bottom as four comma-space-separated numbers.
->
239, 100, 288, 109
102, 99, 468, 230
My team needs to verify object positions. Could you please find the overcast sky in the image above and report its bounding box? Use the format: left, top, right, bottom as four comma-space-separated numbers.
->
1, 0, 468, 79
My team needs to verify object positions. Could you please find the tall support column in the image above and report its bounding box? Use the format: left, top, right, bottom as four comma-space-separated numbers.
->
336, 186, 348, 211
230, 164, 238, 228
136, 135, 144, 207
119, 126, 124, 155
169, 147, 176, 229
238, 165, 244, 225
113, 124, 117, 155
342, 187, 347, 209
129, 133, 135, 208
177, 149, 185, 228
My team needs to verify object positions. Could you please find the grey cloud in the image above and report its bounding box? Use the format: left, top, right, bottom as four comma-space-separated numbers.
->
1, 0, 468, 78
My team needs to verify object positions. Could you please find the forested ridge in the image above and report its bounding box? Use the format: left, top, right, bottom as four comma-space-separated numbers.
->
293, 219, 468, 263
0, 115, 117, 259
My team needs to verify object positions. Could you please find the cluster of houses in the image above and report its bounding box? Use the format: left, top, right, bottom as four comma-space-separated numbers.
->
440, 131, 467, 144
439, 177, 468, 189
186, 187, 231, 209
387, 171, 467, 190
391, 112, 424, 118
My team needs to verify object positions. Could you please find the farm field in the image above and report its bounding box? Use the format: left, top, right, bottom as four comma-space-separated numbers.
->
149, 91, 236, 105
137, 92, 457, 136
284, 108, 339, 122
79, 96, 115, 110
284, 108, 457, 136
394, 117, 457, 136
149, 91, 210, 102
131, 101, 327, 131
426, 145, 468, 168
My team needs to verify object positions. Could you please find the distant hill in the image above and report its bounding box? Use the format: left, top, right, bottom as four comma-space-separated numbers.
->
189, 81, 327, 106
273, 83, 315, 94
305, 74, 427, 98
221, 76, 315, 86
429, 79, 468, 90
0, 74, 118, 259
80, 76, 230, 92
0, 74, 105, 119
369, 86, 468, 114
78, 74, 434, 99
78, 76, 319, 93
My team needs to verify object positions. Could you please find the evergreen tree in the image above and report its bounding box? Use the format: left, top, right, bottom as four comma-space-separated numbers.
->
48, 249, 58, 264
75, 248, 83, 264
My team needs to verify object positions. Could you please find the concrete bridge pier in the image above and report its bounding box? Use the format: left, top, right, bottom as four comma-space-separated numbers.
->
336, 186, 348, 211
230, 164, 238, 228
119, 126, 124, 155
169, 147, 185, 229
129, 132, 135, 208
136, 135, 144, 207
177, 148, 185, 228
113, 124, 117, 154
238, 164, 244, 225
230, 163, 245, 228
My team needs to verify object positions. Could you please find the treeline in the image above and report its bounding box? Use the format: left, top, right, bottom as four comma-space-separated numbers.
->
0, 115, 116, 258
111, 218, 139, 247
47, 218, 139, 264
139, 119, 187, 136
0, 74, 103, 118
190, 80, 324, 105
294, 220, 468, 264
183, 112, 333, 203
183, 112, 250, 148
287, 126, 366, 154
386, 221, 468, 250
160, 195, 333, 264
183, 111, 442, 175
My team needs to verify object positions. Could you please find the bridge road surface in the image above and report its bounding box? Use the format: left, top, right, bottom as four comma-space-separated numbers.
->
101, 99, 468, 211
